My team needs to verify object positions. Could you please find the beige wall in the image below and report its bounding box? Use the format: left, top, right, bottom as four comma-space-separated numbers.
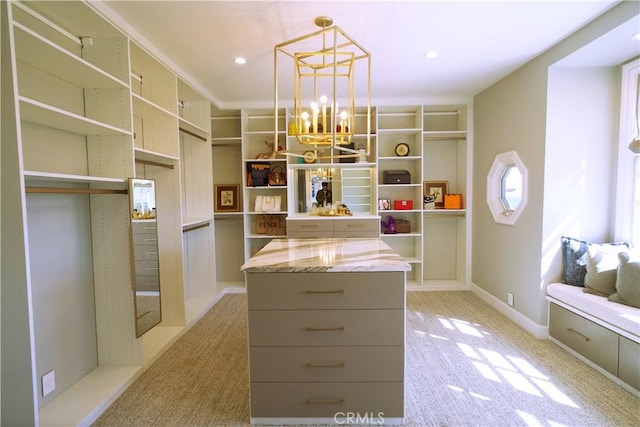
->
472, 2, 637, 326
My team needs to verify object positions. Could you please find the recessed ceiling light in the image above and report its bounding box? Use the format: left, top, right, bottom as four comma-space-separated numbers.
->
234, 57, 246, 65
632, 32, 640, 41
425, 51, 438, 59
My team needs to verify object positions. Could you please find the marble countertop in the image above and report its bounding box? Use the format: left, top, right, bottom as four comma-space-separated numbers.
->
241, 238, 411, 273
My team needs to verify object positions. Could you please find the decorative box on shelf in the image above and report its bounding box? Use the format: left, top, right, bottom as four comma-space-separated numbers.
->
394, 200, 413, 210
444, 194, 463, 209
395, 219, 411, 233
383, 170, 411, 184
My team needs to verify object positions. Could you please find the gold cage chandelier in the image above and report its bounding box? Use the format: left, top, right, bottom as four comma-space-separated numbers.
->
274, 16, 371, 161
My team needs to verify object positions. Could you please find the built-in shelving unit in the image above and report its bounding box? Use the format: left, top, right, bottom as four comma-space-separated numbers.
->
377, 106, 424, 286
1, 1, 219, 425
421, 105, 471, 289
211, 106, 245, 288
241, 108, 288, 259
1, 2, 473, 425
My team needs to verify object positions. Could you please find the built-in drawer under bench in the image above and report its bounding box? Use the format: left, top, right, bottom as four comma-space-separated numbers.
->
547, 283, 639, 394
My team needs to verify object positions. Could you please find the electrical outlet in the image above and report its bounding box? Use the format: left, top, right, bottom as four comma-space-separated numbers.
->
508, 292, 514, 307
42, 370, 55, 397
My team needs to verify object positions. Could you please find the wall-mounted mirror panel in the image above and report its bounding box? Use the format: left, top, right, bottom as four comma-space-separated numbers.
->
292, 167, 374, 216
128, 178, 161, 337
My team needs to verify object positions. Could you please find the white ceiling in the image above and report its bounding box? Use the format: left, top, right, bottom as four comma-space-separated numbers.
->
95, 0, 639, 109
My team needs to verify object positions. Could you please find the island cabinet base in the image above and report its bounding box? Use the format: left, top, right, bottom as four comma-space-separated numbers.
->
246, 271, 406, 425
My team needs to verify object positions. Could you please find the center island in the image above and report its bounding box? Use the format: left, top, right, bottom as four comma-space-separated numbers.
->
241, 238, 410, 425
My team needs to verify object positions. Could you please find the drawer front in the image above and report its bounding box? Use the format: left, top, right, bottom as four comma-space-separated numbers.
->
132, 221, 157, 234
287, 230, 334, 239
333, 230, 379, 238
134, 244, 158, 261
135, 275, 159, 291
549, 303, 619, 374
250, 382, 403, 418
247, 272, 405, 310
248, 309, 404, 346
618, 336, 640, 391
333, 218, 379, 232
135, 260, 160, 276
287, 219, 333, 233
250, 346, 404, 382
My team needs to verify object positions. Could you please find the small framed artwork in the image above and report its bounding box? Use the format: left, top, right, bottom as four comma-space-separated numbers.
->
378, 198, 391, 210
423, 181, 448, 209
214, 184, 240, 212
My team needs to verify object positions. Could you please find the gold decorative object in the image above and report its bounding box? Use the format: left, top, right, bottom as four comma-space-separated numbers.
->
275, 16, 371, 161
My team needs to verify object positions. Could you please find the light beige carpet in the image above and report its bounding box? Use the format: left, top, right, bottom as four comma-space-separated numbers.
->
93, 291, 639, 426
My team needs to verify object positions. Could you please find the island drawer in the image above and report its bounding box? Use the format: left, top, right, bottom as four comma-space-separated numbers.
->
248, 309, 404, 347
618, 336, 640, 390
549, 303, 618, 375
287, 220, 333, 233
250, 346, 404, 382
250, 382, 404, 418
287, 230, 334, 239
333, 230, 379, 238
333, 218, 379, 232
246, 272, 405, 310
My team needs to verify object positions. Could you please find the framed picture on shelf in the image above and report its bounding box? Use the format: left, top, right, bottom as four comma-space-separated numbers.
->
378, 198, 391, 210
214, 184, 240, 212
423, 181, 448, 209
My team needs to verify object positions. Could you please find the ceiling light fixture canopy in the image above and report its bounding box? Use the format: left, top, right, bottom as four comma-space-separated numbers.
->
274, 15, 371, 161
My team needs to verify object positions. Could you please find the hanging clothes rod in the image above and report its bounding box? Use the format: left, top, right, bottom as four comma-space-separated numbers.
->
183, 222, 210, 233
25, 187, 128, 195
135, 159, 174, 169
179, 127, 208, 142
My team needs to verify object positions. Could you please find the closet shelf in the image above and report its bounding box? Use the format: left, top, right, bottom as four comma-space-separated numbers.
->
14, 23, 128, 89
19, 96, 131, 137
24, 171, 127, 187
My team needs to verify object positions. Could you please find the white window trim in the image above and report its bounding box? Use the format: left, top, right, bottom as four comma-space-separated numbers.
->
614, 58, 640, 245
487, 150, 528, 225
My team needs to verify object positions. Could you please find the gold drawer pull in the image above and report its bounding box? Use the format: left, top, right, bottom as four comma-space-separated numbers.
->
301, 225, 319, 228
347, 224, 364, 228
306, 326, 345, 332
567, 328, 590, 342
306, 398, 344, 404
306, 362, 345, 368
306, 290, 344, 294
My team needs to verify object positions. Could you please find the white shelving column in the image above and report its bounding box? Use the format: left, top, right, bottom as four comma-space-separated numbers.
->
377, 106, 424, 287
241, 108, 288, 261
177, 78, 215, 323
422, 104, 471, 289
211, 106, 245, 288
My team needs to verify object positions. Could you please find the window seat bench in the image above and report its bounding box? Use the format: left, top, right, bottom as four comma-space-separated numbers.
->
546, 283, 639, 396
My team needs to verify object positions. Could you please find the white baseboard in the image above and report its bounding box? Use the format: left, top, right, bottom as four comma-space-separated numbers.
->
470, 282, 548, 339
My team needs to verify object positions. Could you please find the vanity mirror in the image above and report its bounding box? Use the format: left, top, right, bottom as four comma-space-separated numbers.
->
128, 178, 162, 337
293, 166, 374, 215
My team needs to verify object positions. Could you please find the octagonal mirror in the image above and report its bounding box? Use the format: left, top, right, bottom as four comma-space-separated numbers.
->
487, 151, 528, 225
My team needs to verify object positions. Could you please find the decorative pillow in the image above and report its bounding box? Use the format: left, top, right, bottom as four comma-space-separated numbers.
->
583, 244, 629, 296
608, 252, 640, 308
561, 236, 589, 286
